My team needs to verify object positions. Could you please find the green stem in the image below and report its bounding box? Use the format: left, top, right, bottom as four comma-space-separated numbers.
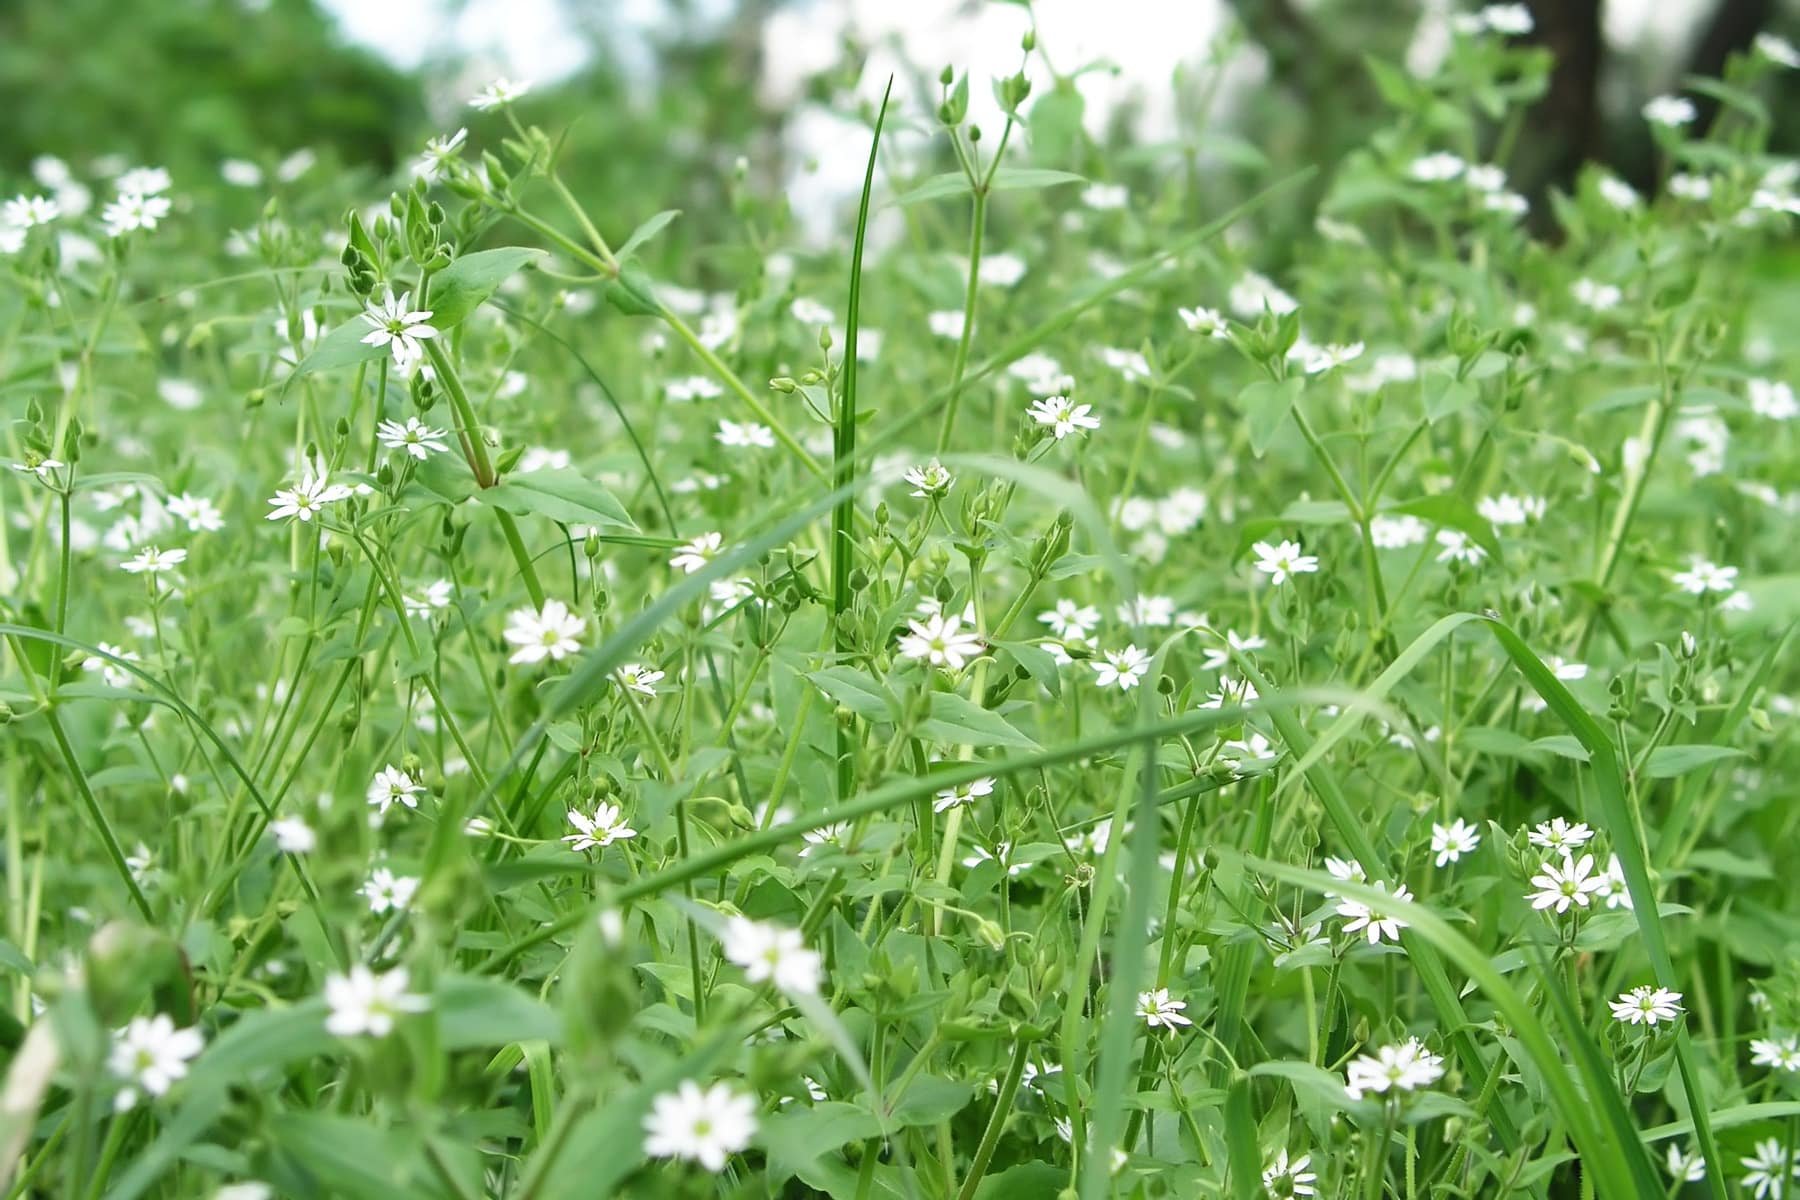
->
955, 1035, 1034, 1200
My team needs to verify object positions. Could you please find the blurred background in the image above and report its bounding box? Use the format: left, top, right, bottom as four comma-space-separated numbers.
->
1, 0, 1795, 249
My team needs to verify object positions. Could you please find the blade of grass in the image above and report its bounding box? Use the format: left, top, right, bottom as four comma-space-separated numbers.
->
1479, 615, 1729, 1200
834, 79, 893, 808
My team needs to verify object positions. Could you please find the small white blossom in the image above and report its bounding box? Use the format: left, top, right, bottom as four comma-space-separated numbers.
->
898, 613, 984, 671
564, 803, 637, 852
1528, 817, 1594, 852
469, 77, 531, 110
167, 493, 224, 532
1609, 985, 1684, 1026
109, 1015, 204, 1109
642, 1080, 757, 1172
414, 128, 468, 181
615, 664, 664, 697
1262, 1150, 1317, 1197
1027, 394, 1101, 440
1528, 853, 1606, 914
1336, 881, 1413, 944
265, 474, 353, 523
269, 817, 315, 853
723, 917, 821, 996
902, 459, 954, 498
1671, 559, 1738, 595
1252, 539, 1319, 585
670, 531, 723, 573
1345, 1039, 1444, 1101
1092, 645, 1150, 690
1741, 1138, 1800, 1200
102, 192, 172, 237
121, 546, 186, 575
1643, 95, 1697, 128
1430, 819, 1481, 866
359, 289, 438, 370
1135, 987, 1191, 1030
367, 765, 424, 816
716, 419, 775, 449
360, 867, 419, 914
1434, 530, 1487, 566
377, 416, 451, 460
323, 965, 428, 1038
504, 599, 586, 664
933, 776, 995, 814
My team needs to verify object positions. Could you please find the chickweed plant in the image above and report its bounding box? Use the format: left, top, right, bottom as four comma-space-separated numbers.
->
4, 11, 1800, 1200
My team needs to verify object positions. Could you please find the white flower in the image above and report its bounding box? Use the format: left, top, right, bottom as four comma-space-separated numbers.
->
1597, 176, 1641, 211
1303, 341, 1365, 375
1262, 1149, 1317, 1197
789, 296, 834, 326
1229, 271, 1299, 317
1136, 987, 1191, 1030
903, 460, 954, 498
715, 419, 775, 449
83, 643, 141, 688
109, 1014, 204, 1108
1528, 817, 1593, 852
323, 965, 428, 1038
1008, 353, 1072, 393
269, 817, 315, 853
615, 664, 664, 697
1100, 346, 1152, 381
1204, 675, 1259, 710
1477, 493, 1545, 526
265, 473, 353, 522
1370, 514, 1427, 548
1092, 645, 1150, 691
1478, 3, 1533, 34
642, 1080, 757, 1171
504, 599, 586, 664
1083, 183, 1128, 210
670, 531, 723, 573
101, 192, 172, 237
413, 128, 468, 181
1027, 394, 1101, 440
1594, 854, 1633, 910
167, 493, 224, 532
366, 765, 424, 816
1643, 95, 1697, 128
10, 456, 64, 482
4, 194, 59, 228
1571, 277, 1623, 311
800, 822, 850, 857
1741, 1138, 1800, 1200
377, 416, 451, 460
978, 253, 1027, 287
564, 802, 637, 851
1669, 173, 1714, 201
927, 310, 966, 339
404, 579, 454, 616
121, 546, 186, 575
1609, 985, 1684, 1026
722, 917, 821, 996
1409, 152, 1466, 182
1750, 379, 1798, 421
1178, 305, 1228, 337
1751, 1036, 1800, 1072
1755, 32, 1800, 68
360, 867, 419, 914
1464, 163, 1508, 193
1434, 530, 1487, 566
1039, 599, 1100, 640
961, 841, 1033, 877
214, 1185, 274, 1200
1344, 1039, 1444, 1101
898, 613, 984, 671
469, 77, 531, 110
1528, 853, 1606, 913
933, 777, 995, 814
1252, 539, 1319, 585
360, 290, 438, 370
1336, 881, 1412, 944
1430, 819, 1481, 866
1117, 595, 1175, 627
1671, 559, 1738, 595
1158, 487, 1208, 533
1666, 1144, 1706, 1183
1200, 629, 1266, 672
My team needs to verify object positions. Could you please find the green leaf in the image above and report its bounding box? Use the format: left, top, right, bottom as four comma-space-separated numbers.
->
759, 1103, 882, 1182
290, 312, 386, 380
807, 667, 902, 722
1239, 377, 1304, 456
434, 975, 562, 1050
1642, 744, 1745, 779
920, 693, 1040, 749
893, 167, 1085, 207
1028, 84, 1086, 167
616, 209, 681, 261
883, 1075, 972, 1126
267, 1112, 446, 1200
1422, 368, 1480, 422
478, 469, 636, 529
426, 247, 545, 329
